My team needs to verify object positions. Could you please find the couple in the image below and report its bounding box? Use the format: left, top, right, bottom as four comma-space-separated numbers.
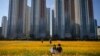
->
50, 44, 63, 55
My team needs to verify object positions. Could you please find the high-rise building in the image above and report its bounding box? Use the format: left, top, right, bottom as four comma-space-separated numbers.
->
52, 10, 55, 36
2, 16, 7, 38
74, 0, 81, 39
24, 5, 31, 39
75, 0, 96, 39
31, 0, 46, 39
55, 0, 65, 39
64, 0, 76, 39
7, 0, 27, 39
97, 26, 100, 40
0, 27, 2, 38
46, 8, 50, 36
55, 0, 73, 39
52, 10, 57, 37
94, 19, 97, 39
55, 0, 96, 39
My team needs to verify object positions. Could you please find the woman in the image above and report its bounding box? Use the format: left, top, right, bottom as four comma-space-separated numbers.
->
50, 44, 57, 55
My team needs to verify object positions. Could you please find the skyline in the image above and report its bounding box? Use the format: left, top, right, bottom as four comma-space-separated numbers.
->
0, 0, 100, 27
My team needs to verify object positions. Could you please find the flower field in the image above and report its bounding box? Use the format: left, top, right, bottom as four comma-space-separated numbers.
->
0, 41, 100, 56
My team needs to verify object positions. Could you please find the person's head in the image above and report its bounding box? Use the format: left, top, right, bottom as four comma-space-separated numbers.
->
58, 44, 61, 47
53, 44, 56, 48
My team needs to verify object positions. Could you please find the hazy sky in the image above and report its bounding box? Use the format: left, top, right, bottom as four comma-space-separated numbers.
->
0, 0, 100, 27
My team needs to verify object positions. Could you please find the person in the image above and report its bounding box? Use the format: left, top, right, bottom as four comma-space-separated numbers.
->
49, 37, 52, 44
41, 38, 44, 43
50, 44, 57, 55
56, 44, 63, 53
49, 40, 52, 44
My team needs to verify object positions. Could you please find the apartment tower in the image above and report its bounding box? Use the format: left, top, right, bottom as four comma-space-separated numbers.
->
2, 16, 7, 38
31, 0, 47, 39
55, 0, 96, 39
7, 0, 27, 39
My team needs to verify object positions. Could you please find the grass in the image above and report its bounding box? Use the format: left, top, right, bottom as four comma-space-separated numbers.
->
0, 41, 100, 56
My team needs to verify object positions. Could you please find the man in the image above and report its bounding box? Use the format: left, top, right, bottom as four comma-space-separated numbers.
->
56, 44, 63, 53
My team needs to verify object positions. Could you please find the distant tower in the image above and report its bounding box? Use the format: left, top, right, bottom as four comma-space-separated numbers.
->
52, 10, 57, 37
2, 16, 7, 38
74, 0, 81, 39
55, 0, 96, 39
94, 19, 97, 39
55, 0, 75, 39
31, 0, 46, 39
87, 0, 96, 39
46, 8, 50, 36
7, 0, 27, 39
52, 10, 54, 36
55, 0, 65, 39
74, 0, 96, 39
24, 5, 31, 39
64, 0, 76, 39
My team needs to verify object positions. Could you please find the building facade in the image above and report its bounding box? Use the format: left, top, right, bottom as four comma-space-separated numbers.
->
2, 16, 7, 38
55, 0, 75, 39
75, 0, 96, 39
46, 8, 50, 36
52, 10, 58, 37
24, 6, 31, 39
31, 0, 47, 39
55, 0, 65, 39
52, 10, 55, 36
7, 0, 27, 39
0, 27, 2, 38
55, 0, 96, 39
97, 26, 100, 40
